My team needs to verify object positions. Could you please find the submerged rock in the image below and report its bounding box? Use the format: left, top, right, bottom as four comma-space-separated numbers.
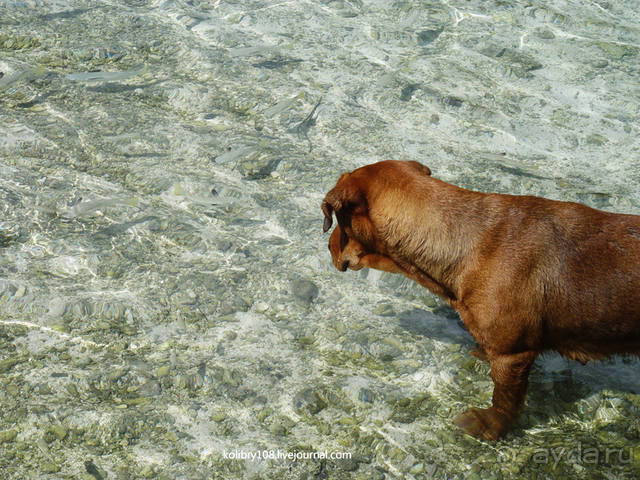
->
0, 357, 19, 373
237, 154, 281, 180
85, 460, 105, 480
0, 429, 18, 443
291, 278, 319, 303
45, 424, 68, 442
358, 388, 376, 404
293, 388, 327, 415
418, 28, 443, 46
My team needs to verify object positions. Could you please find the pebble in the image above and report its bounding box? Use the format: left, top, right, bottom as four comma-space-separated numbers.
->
535, 28, 555, 39
0, 358, 19, 373
85, 459, 106, 480
66, 383, 80, 397
138, 380, 161, 397
42, 462, 60, 474
358, 388, 376, 404
586, 133, 608, 146
417, 28, 443, 45
210, 411, 227, 422
374, 304, 394, 316
293, 388, 327, 415
291, 278, 319, 303
237, 154, 281, 180
253, 301, 269, 313
49, 424, 68, 441
0, 429, 18, 443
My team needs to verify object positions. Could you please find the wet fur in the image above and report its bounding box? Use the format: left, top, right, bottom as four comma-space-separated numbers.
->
322, 160, 640, 440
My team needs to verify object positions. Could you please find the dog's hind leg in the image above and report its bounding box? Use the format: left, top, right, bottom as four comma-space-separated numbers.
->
453, 350, 536, 441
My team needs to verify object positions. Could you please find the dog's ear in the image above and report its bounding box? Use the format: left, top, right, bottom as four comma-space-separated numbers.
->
328, 224, 351, 270
408, 161, 431, 176
322, 173, 367, 233
321, 198, 336, 233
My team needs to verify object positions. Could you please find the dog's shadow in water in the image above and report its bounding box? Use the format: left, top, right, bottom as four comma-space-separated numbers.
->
396, 305, 476, 353
397, 306, 640, 434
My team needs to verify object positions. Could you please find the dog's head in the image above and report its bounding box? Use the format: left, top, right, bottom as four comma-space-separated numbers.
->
322, 160, 432, 272
322, 170, 377, 269
328, 224, 366, 271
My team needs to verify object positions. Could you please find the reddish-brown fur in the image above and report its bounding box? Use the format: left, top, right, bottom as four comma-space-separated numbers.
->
322, 160, 640, 440
329, 225, 446, 292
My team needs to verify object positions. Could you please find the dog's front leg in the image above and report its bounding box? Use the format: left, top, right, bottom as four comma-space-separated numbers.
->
453, 350, 536, 440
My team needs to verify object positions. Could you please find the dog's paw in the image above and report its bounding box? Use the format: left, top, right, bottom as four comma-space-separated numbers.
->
453, 407, 508, 441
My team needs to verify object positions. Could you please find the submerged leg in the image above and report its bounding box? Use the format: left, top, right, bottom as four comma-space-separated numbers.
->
454, 350, 536, 440
469, 346, 488, 362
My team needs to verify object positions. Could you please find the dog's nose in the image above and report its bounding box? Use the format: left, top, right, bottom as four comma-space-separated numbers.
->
340, 260, 349, 271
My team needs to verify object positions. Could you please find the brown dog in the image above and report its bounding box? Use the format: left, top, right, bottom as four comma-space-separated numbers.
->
322, 160, 640, 440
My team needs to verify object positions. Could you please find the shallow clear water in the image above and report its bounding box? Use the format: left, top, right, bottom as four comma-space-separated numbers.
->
1, 0, 639, 478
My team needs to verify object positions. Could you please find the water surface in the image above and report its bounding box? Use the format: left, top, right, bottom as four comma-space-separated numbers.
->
1, 1, 639, 478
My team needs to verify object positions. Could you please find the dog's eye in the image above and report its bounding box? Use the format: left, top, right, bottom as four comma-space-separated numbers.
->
327, 243, 331, 251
